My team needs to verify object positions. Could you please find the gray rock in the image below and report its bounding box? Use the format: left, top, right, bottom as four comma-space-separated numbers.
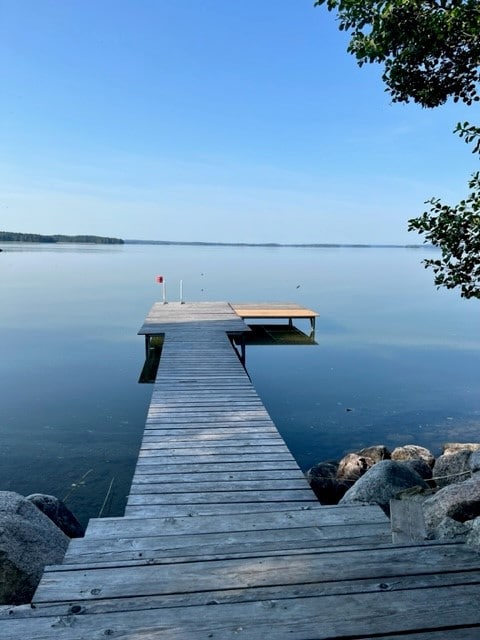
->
391, 445, 435, 468
26, 494, 84, 538
423, 475, 480, 531
336, 453, 375, 482
433, 450, 473, 488
356, 445, 391, 463
402, 459, 433, 482
442, 442, 480, 455
466, 517, 480, 551
431, 517, 473, 541
339, 460, 429, 514
469, 450, 480, 474
0, 492, 69, 604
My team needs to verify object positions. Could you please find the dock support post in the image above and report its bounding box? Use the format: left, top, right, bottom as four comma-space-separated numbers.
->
145, 335, 150, 358
240, 337, 246, 365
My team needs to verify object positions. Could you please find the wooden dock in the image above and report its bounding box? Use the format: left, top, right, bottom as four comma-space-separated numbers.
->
231, 302, 318, 331
1, 302, 479, 639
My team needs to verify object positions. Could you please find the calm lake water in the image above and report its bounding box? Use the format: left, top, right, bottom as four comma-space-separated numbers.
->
1, 242, 479, 526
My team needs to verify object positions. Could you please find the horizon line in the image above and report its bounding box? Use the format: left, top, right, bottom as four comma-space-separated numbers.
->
125, 239, 430, 249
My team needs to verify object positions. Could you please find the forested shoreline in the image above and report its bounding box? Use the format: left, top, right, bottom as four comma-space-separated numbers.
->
0, 232, 124, 244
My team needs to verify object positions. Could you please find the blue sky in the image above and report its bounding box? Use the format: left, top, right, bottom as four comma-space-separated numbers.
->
1, 0, 477, 243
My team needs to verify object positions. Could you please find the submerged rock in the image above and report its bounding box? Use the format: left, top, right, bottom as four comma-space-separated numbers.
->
26, 494, 84, 538
391, 445, 435, 468
0, 491, 69, 604
442, 442, 480, 455
356, 445, 391, 463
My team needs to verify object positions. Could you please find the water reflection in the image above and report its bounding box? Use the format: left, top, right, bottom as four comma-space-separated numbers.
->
0, 242, 479, 525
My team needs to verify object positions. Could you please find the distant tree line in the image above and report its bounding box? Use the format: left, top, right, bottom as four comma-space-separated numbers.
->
0, 231, 124, 244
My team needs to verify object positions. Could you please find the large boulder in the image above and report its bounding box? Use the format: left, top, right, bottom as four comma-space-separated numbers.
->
431, 517, 473, 542
442, 442, 480, 455
391, 445, 435, 468
422, 475, 480, 531
336, 453, 375, 483
339, 460, 429, 514
26, 494, 84, 538
433, 450, 473, 488
0, 492, 69, 604
356, 445, 391, 463
466, 517, 480, 551
469, 450, 480, 474
402, 459, 434, 484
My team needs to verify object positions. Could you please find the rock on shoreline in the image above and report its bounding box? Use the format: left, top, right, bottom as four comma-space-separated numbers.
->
0, 492, 83, 605
307, 441, 480, 547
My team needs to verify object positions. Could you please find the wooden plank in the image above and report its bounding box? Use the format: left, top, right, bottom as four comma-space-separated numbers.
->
142, 427, 280, 437
138, 445, 292, 457
145, 419, 274, 427
63, 523, 392, 565
148, 395, 260, 401
126, 489, 316, 505
133, 460, 302, 474
230, 302, 319, 318
135, 453, 297, 464
138, 439, 287, 450
390, 498, 429, 543
5, 570, 476, 620
141, 432, 282, 441
129, 479, 310, 494
148, 399, 265, 405
32, 544, 477, 602
53, 590, 480, 640
146, 408, 270, 416
141, 431, 284, 441
58, 534, 394, 568
84, 505, 387, 539
131, 469, 306, 483
123, 501, 328, 518
5, 586, 480, 639
144, 417, 274, 426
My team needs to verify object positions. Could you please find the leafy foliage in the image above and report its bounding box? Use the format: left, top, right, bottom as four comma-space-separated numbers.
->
408, 172, 480, 298
409, 122, 480, 298
315, 0, 480, 298
315, 0, 480, 108
454, 121, 480, 152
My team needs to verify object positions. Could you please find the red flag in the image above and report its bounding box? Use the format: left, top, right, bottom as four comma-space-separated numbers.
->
156, 275, 164, 283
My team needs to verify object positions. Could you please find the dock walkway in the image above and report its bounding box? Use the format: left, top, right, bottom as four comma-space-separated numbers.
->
1, 302, 479, 638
